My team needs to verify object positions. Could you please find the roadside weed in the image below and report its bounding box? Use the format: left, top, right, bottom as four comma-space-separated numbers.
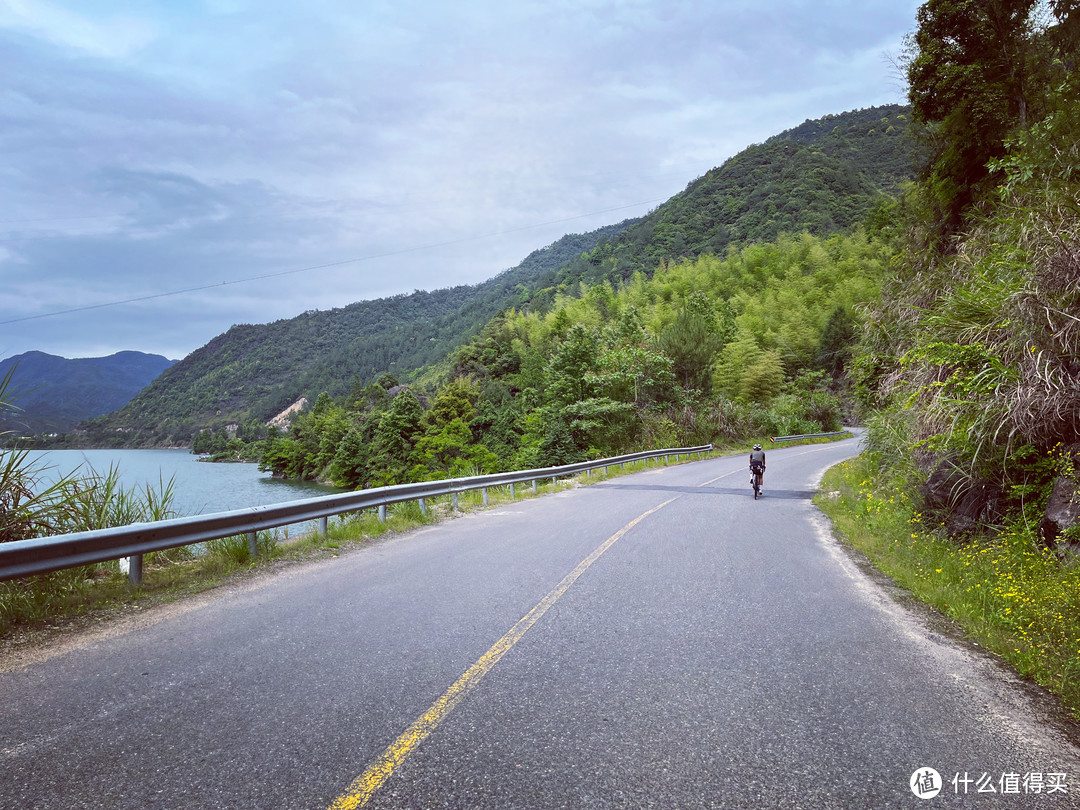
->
819, 455, 1080, 718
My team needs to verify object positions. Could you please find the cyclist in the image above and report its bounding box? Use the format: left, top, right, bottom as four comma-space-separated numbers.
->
749, 443, 766, 492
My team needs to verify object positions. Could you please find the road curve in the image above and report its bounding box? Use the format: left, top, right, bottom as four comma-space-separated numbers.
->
2, 436, 1080, 809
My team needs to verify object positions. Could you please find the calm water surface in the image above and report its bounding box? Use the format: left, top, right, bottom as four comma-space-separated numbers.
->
28, 449, 342, 518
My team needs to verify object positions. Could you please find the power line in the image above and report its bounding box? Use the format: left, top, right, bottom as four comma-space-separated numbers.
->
0, 199, 661, 327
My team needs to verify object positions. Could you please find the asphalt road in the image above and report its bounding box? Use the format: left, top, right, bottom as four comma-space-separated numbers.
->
3, 436, 1080, 809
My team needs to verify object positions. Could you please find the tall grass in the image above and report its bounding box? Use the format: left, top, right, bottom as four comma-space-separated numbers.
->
1, 372, 192, 632
0, 464, 184, 634
203, 530, 278, 567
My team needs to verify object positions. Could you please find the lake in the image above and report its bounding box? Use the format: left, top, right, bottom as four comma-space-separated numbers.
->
26, 449, 343, 520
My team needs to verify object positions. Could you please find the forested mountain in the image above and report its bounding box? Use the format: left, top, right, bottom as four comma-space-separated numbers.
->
252, 229, 888, 485
0, 351, 175, 435
79, 103, 914, 447
544, 104, 912, 295
82, 224, 633, 445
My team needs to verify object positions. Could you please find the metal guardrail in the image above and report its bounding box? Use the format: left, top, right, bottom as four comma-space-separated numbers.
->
0, 444, 713, 584
770, 431, 848, 443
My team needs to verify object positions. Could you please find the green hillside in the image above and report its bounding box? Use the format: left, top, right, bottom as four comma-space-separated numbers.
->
254, 227, 891, 486
545, 104, 912, 295
76, 103, 914, 447
79, 224, 631, 446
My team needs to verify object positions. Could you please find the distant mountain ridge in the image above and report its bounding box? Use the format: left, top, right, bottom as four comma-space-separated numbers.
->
82, 103, 914, 447
80, 223, 634, 445
0, 351, 175, 434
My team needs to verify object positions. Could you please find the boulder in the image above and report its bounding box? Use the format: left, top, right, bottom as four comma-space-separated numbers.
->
1039, 476, 1080, 554
920, 458, 962, 514
946, 480, 1003, 537
919, 457, 1002, 537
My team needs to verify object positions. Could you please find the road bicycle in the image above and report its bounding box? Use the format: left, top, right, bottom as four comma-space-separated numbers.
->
750, 463, 764, 499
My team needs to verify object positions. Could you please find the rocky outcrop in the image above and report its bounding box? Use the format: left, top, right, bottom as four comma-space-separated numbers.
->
266, 397, 307, 429
1039, 476, 1080, 555
919, 449, 1080, 551
920, 458, 1003, 538
386, 386, 428, 408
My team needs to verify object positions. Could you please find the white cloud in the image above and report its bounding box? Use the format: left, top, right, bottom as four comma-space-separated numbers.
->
0, 0, 921, 361
0, 0, 155, 58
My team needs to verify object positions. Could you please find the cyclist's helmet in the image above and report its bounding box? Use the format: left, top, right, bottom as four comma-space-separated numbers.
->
753, 444, 762, 450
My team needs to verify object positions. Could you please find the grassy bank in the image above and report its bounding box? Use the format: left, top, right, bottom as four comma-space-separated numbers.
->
817, 454, 1080, 718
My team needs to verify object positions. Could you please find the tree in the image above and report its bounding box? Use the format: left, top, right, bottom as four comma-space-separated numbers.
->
369, 388, 424, 484
413, 417, 472, 475
259, 434, 308, 479
351, 378, 389, 411
469, 399, 522, 468
330, 425, 369, 489
715, 336, 770, 403
313, 406, 349, 475
537, 415, 582, 466
659, 310, 723, 393
592, 344, 676, 406
546, 325, 600, 407
191, 429, 214, 455
560, 397, 635, 452
311, 391, 335, 416
741, 351, 786, 404
422, 380, 475, 432
905, 0, 1060, 232
815, 306, 858, 378
1049, 0, 1080, 52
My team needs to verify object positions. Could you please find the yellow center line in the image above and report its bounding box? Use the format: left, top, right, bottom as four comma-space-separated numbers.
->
328, 496, 681, 810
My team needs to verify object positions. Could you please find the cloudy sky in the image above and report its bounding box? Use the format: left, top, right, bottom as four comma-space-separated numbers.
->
0, 0, 919, 363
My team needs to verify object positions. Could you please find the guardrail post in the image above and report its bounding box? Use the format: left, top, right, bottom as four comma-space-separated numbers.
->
246, 531, 257, 558
320, 516, 329, 536
482, 487, 489, 506
419, 497, 427, 516
128, 554, 143, 586
551, 475, 557, 486
378, 504, 387, 521
510, 483, 516, 498
452, 492, 459, 511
